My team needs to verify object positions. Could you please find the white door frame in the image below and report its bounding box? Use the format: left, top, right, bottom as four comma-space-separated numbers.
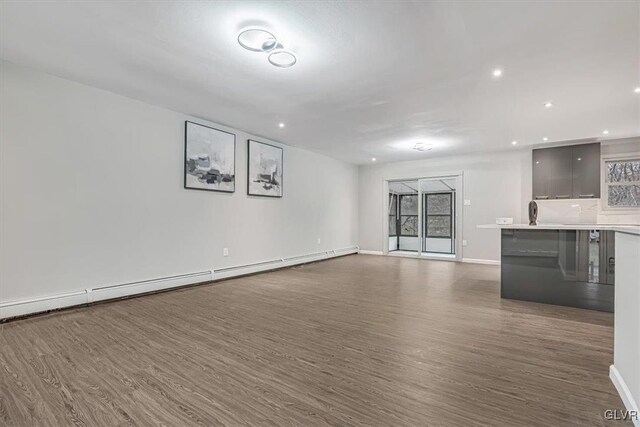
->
382, 171, 464, 261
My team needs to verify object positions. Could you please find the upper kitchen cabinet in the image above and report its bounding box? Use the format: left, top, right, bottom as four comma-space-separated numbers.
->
532, 143, 600, 200
571, 143, 600, 199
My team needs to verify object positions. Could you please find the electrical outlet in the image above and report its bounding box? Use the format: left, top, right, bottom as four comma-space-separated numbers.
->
317, 238, 321, 245
462, 240, 467, 247
223, 248, 229, 257
464, 199, 471, 206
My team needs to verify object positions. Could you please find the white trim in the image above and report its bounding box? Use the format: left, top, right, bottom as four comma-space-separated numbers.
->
610, 365, 640, 426
0, 246, 359, 321
358, 250, 384, 256
462, 258, 501, 266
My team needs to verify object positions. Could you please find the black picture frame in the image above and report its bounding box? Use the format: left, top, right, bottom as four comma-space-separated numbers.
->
247, 139, 283, 198
184, 121, 236, 193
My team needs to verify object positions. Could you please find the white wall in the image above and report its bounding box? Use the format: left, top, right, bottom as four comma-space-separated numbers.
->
612, 230, 640, 425
0, 60, 359, 305
359, 151, 531, 261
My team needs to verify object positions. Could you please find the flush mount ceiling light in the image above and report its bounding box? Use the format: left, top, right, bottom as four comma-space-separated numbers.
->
371, 157, 377, 162
413, 142, 433, 152
511, 140, 518, 145
544, 101, 553, 108
237, 29, 277, 52
492, 68, 503, 78
603, 129, 609, 135
543, 137, 549, 141
238, 28, 297, 68
268, 50, 297, 68
278, 122, 285, 128
634, 87, 640, 93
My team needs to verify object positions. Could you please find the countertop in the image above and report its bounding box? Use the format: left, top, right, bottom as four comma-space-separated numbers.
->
478, 223, 640, 236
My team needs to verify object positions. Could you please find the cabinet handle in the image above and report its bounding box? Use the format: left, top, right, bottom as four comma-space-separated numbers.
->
579, 194, 595, 198
555, 195, 570, 199
535, 196, 549, 199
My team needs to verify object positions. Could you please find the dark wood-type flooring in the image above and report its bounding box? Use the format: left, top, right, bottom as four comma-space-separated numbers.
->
0, 255, 627, 426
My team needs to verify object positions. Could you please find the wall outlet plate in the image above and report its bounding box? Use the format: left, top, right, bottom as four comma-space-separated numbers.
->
317, 238, 321, 245
223, 248, 229, 257
462, 240, 468, 246
464, 199, 471, 206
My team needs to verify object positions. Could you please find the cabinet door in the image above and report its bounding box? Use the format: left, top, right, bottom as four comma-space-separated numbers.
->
532, 149, 551, 200
549, 146, 573, 199
572, 143, 600, 198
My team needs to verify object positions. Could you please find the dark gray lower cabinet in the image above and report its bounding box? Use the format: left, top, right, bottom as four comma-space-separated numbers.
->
501, 229, 614, 312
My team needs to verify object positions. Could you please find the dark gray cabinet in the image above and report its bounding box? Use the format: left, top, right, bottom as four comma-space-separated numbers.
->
550, 145, 573, 199
501, 229, 614, 312
571, 143, 600, 198
532, 143, 600, 200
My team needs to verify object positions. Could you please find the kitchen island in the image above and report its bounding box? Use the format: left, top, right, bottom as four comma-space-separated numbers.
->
479, 224, 620, 312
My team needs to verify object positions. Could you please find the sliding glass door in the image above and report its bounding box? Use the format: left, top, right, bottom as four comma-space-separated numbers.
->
419, 178, 456, 256
387, 177, 458, 257
422, 192, 455, 254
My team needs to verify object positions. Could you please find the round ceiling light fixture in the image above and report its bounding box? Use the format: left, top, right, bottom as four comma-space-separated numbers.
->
544, 101, 553, 108
413, 142, 433, 152
268, 50, 297, 68
237, 29, 278, 52
492, 68, 503, 78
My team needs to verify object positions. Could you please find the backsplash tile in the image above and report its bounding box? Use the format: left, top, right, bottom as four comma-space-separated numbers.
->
536, 199, 599, 224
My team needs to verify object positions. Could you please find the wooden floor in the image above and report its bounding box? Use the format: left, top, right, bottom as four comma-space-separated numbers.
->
0, 255, 627, 426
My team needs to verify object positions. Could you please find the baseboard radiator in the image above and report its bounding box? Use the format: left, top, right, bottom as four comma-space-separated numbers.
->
0, 246, 359, 321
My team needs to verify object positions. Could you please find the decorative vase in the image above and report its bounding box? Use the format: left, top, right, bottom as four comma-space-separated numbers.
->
528, 200, 538, 226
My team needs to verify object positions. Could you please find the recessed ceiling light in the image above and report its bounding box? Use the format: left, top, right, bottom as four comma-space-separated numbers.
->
413, 142, 433, 152
603, 129, 609, 135
278, 123, 285, 128
634, 87, 640, 93
492, 68, 503, 78
237, 29, 277, 52
544, 101, 553, 108
542, 137, 549, 142
371, 157, 377, 162
511, 140, 518, 145
268, 50, 297, 68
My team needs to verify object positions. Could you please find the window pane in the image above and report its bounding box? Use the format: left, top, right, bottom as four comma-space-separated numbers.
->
389, 194, 397, 213
427, 216, 451, 237
427, 194, 451, 215
400, 195, 418, 215
389, 215, 397, 236
606, 160, 640, 183
400, 215, 417, 236
608, 184, 640, 207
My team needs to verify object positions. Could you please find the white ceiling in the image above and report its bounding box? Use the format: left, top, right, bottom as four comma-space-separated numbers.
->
1, 1, 638, 164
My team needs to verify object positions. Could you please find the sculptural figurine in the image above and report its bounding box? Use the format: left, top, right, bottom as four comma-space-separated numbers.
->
528, 200, 538, 226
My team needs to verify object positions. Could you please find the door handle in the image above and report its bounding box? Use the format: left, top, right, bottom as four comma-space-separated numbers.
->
535, 195, 549, 199
555, 195, 570, 199
579, 194, 595, 198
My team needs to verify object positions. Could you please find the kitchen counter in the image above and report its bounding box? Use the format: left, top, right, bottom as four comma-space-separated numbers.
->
478, 223, 639, 232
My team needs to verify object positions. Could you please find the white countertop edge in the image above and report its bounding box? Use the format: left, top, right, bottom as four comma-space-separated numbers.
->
477, 224, 640, 235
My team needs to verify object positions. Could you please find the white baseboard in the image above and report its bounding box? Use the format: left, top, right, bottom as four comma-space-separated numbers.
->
610, 365, 640, 426
358, 250, 384, 255
462, 258, 500, 266
0, 246, 359, 321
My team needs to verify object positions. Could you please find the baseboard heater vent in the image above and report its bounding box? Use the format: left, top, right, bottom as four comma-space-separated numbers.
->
0, 246, 359, 321
88, 270, 214, 303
